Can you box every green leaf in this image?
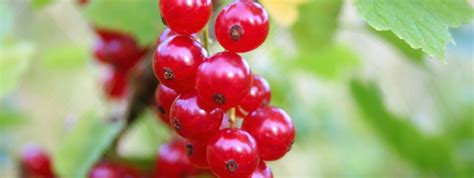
[42,44,89,69]
[370,28,424,64]
[84,0,163,46]
[53,113,124,178]
[350,80,463,175]
[295,45,359,79]
[292,0,343,49]
[354,0,473,60]
[31,0,55,9]
[0,42,35,98]
[0,104,27,129]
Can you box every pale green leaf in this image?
[371,28,424,64]
[296,45,359,79]
[350,80,468,175]
[53,113,124,178]
[42,44,89,69]
[0,42,35,98]
[354,0,473,59]
[84,0,163,46]
[31,0,55,9]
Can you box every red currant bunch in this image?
[153,0,295,178]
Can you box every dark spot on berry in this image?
[157,106,165,114]
[225,160,238,173]
[163,67,174,80]
[185,143,193,156]
[172,117,181,131]
[213,94,226,105]
[161,16,167,26]
[229,25,243,41]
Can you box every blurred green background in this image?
[1,0,473,177]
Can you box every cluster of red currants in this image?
[153,0,295,178]
[93,29,148,100]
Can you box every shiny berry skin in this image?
[103,68,128,99]
[155,139,195,178]
[237,75,271,117]
[242,106,295,161]
[154,84,178,126]
[207,129,259,178]
[159,0,212,35]
[249,161,273,178]
[153,36,207,93]
[215,1,269,53]
[170,93,224,141]
[156,28,178,45]
[20,145,55,178]
[184,140,209,168]
[195,52,252,110]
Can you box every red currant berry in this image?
[207,129,259,178]
[106,38,142,70]
[159,0,212,35]
[103,68,128,99]
[195,52,252,110]
[215,1,269,53]
[21,145,55,178]
[157,28,178,45]
[153,36,207,93]
[242,106,295,161]
[155,139,195,178]
[89,162,120,178]
[184,140,209,168]
[250,161,273,178]
[89,162,141,178]
[93,38,109,64]
[170,93,224,141]
[154,84,178,126]
[157,28,198,45]
[237,75,271,117]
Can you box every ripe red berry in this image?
[184,140,209,168]
[89,162,120,178]
[207,129,259,178]
[237,75,271,117]
[89,162,141,178]
[242,106,295,161]
[103,68,128,99]
[21,145,55,178]
[195,52,252,110]
[155,139,195,178]
[156,28,178,45]
[159,0,212,35]
[93,29,143,70]
[169,93,224,141]
[250,161,273,178]
[215,1,269,53]
[153,36,207,93]
[154,84,178,126]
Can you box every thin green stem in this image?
[229,107,236,128]
[202,25,209,52]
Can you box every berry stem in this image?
[202,25,209,52]
[229,107,236,128]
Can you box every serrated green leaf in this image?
[53,113,124,178]
[354,0,473,60]
[84,0,163,46]
[295,45,359,79]
[0,42,35,98]
[371,28,424,64]
[350,80,466,175]
[292,0,343,49]
[42,44,88,69]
